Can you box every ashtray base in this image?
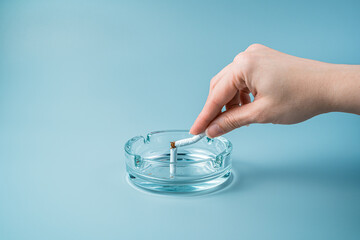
[127,169,232,193]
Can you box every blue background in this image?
[1,0,360,239]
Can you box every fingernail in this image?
[206,124,224,138]
[189,128,195,135]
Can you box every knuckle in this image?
[222,111,240,130]
[245,43,265,52]
[252,106,268,123]
[233,52,244,63]
[233,52,254,72]
[227,68,238,85]
[254,111,266,123]
[209,77,217,90]
[209,96,222,108]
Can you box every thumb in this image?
[205,101,263,138]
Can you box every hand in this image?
[190,44,360,138]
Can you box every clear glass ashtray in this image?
[124,130,232,193]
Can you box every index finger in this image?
[190,70,239,135]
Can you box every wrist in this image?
[323,64,360,114]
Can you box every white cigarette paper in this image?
[174,133,206,147]
[169,133,206,178]
[169,147,177,178]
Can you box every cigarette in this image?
[169,147,177,178]
[170,133,206,178]
[169,133,206,178]
[174,132,206,147]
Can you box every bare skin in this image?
[190,44,360,138]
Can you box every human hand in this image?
[190,44,360,138]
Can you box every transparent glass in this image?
[124,130,232,193]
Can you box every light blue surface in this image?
[1,0,360,239]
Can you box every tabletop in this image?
[1,1,360,239]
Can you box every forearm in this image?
[325,64,360,115]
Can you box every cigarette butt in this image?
[170,147,177,178]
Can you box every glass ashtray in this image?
[124,130,232,193]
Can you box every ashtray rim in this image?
[124,129,233,161]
